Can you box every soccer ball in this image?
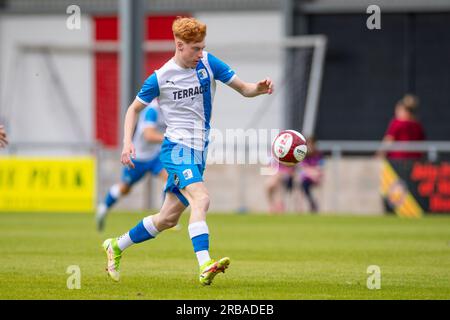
[272,130,307,166]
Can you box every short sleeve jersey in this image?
[136,51,236,151]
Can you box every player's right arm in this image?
[122,72,160,168]
[121,99,147,168]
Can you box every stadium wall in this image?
[148,158,384,215]
[0,15,94,147]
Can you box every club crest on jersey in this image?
[197,68,208,80]
[183,169,193,180]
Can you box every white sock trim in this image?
[97,203,107,217]
[188,221,209,239]
[143,216,160,237]
[196,250,211,266]
[117,232,133,251]
[110,184,121,198]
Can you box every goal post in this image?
[283,35,328,138]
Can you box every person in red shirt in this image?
[382,94,426,160]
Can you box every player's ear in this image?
[175,39,184,51]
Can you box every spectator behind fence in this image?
[379,94,426,214]
[381,94,426,160]
[0,125,7,148]
[297,137,324,213]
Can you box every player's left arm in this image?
[228,76,274,97]
[207,52,273,97]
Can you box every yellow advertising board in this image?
[0,157,96,213]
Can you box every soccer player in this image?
[102,17,273,285]
[96,99,168,231]
[0,125,7,148]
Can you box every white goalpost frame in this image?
[282,35,328,138]
[16,34,327,135]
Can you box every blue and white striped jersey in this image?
[136,51,236,151]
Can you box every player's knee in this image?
[190,193,210,212]
[120,184,131,195]
[159,215,178,229]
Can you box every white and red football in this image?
[272,130,308,166]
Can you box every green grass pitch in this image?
[0,212,449,299]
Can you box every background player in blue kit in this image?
[102,17,273,285]
[96,99,168,231]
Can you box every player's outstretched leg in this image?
[96,184,127,231]
[102,215,160,281]
[102,238,122,281]
[101,193,185,281]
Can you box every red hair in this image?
[172,17,206,43]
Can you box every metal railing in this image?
[317,140,450,162]
[3,142,98,155]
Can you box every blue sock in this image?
[191,234,209,252]
[105,191,117,208]
[188,222,211,266]
[128,216,160,244]
[104,184,122,208]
